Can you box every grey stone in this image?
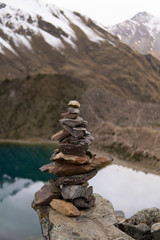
[61,184,92,200]
[59,116,85,128]
[60,134,94,146]
[151,222,160,240]
[61,123,88,138]
[73,195,96,209]
[68,107,80,114]
[55,170,97,186]
[130,207,160,227]
[33,194,134,240]
[58,143,88,156]
[118,222,152,240]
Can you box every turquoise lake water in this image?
[0,143,160,240]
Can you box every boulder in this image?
[40,155,113,177]
[33,194,134,240]
[50,199,80,216]
[129,207,160,227]
[151,222,160,240]
[118,222,152,240]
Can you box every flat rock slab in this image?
[51,130,70,141]
[52,152,91,164]
[40,155,113,177]
[61,124,88,138]
[50,199,80,217]
[33,194,134,240]
[61,112,78,119]
[59,117,85,128]
[55,170,97,186]
[34,182,60,206]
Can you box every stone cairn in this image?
[33,100,113,216]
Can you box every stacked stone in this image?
[33,100,113,216]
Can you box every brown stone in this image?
[40,155,113,177]
[51,130,70,141]
[61,112,78,119]
[52,152,91,165]
[58,143,88,156]
[34,182,61,206]
[50,199,80,216]
[55,170,97,186]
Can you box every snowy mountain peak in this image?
[131,11,154,23]
[107,11,160,60]
[0,0,105,56]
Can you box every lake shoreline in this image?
[0,138,159,176]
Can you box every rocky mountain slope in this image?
[1,1,160,168]
[107,11,160,60]
[0,0,110,80]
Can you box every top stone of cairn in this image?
[68,100,80,108]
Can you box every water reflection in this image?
[0,143,160,239]
[89,164,160,217]
[0,178,43,240]
[0,143,55,240]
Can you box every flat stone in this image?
[68,107,80,114]
[50,199,80,217]
[68,100,80,108]
[51,130,70,141]
[34,182,61,206]
[60,135,94,146]
[151,222,160,240]
[59,117,85,128]
[73,195,96,209]
[58,143,88,156]
[61,184,92,200]
[52,152,91,165]
[62,124,88,138]
[40,155,113,177]
[61,112,78,119]
[55,170,97,186]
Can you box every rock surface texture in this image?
[32,194,133,240]
[118,207,160,240]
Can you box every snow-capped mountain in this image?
[107,11,160,60]
[0,0,118,80]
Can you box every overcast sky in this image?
[44,0,160,26]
